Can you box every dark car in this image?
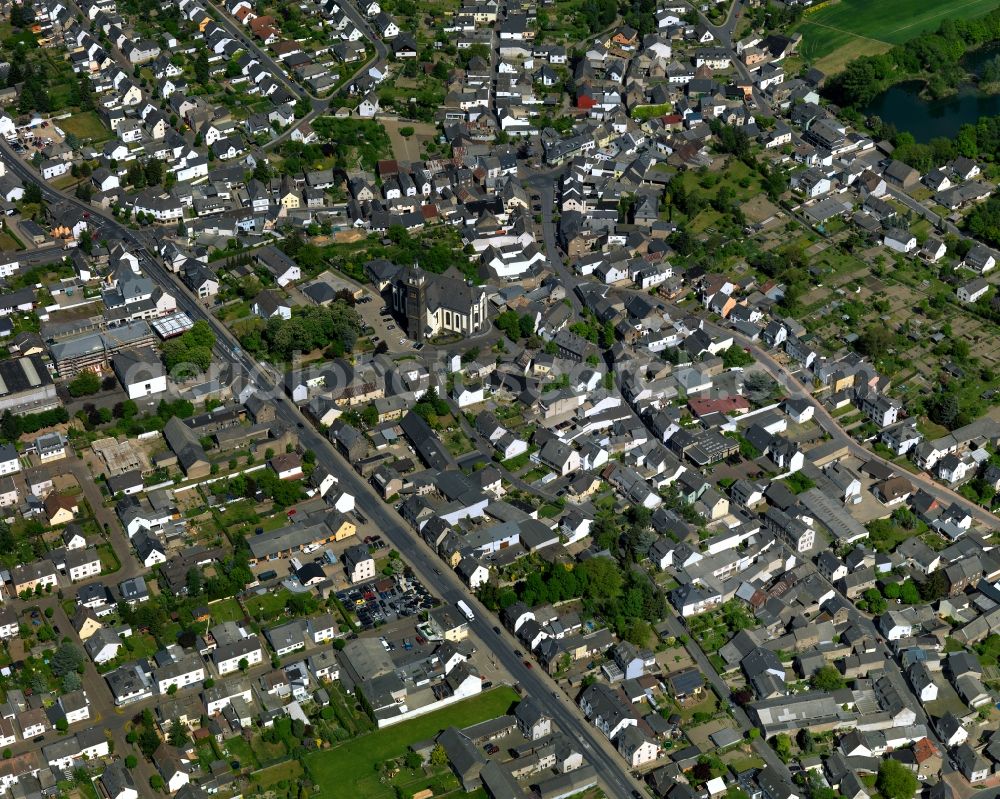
[493,626,501,635]
[523,660,533,669]
[514,649,522,657]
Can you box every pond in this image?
[863,45,1000,142]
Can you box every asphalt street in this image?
[659,615,793,781]
[718,323,1000,532]
[0,146,647,798]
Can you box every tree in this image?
[810,664,845,692]
[857,324,896,360]
[743,371,776,399]
[877,758,918,799]
[772,733,792,763]
[900,580,921,604]
[62,671,82,692]
[194,49,209,84]
[150,774,165,793]
[891,506,917,530]
[23,182,42,206]
[186,567,203,596]
[722,346,754,369]
[404,750,422,769]
[737,435,760,460]
[929,391,960,429]
[361,404,378,427]
[56,718,68,732]
[144,158,163,187]
[50,642,84,677]
[168,722,189,748]
[125,755,138,769]
[430,744,448,767]
[919,570,948,601]
[863,588,888,615]
[68,371,101,397]
[238,658,249,673]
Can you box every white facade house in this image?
[0,444,20,476]
[957,278,990,304]
[155,652,206,693]
[58,691,91,725]
[883,229,917,254]
[67,547,102,582]
[213,637,265,676]
[41,159,72,180]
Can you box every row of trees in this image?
[965,193,1000,249]
[827,10,1000,107]
[0,407,70,443]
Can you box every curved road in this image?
[203,0,390,151]
[704,317,1000,531]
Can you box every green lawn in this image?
[251,735,287,764]
[305,687,520,799]
[632,102,671,121]
[98,542,120,575]
[244,589,291,622]
[250,759,303,797]
[797,0,1000,63]
[57,111,110,142]
[0,231,23,251]
[208,598,246,624]
[223,735,258,769]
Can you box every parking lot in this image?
[336,572,438,630]
[9,120,64,157]
[350,292,422,353]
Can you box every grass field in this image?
[57,111,110,142]
[797,0,1000,73]
[207,597,245,624]
[305,687,519,799]
[0,231,22,251]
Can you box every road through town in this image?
[0,144,647,799]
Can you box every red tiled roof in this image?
[688,396,750,416]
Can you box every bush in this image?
[877,758,918,799]
[399,126,415,137]
[68,371,100,397]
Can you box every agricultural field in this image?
[796,0,1000,72]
